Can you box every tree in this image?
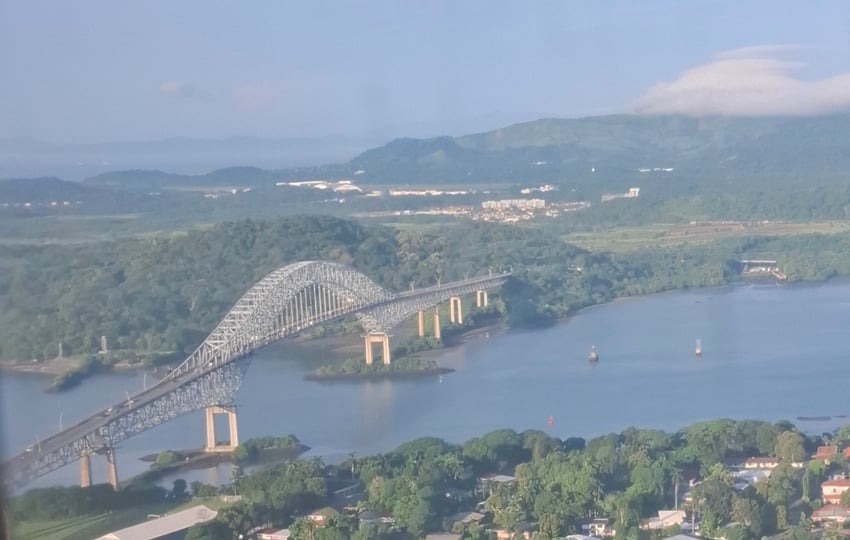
[695,464,736,534]
[775,431,806,463]
[171,478,188,500]
[732,493,766,538]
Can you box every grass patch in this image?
[563,220,850,252]
[10,499,231,540]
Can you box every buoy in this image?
[547,415,554,428]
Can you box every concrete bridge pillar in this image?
[433,308,441,340]
[417,310,425,337]
[476,290,489,307]
[449,297,463,324]
[205,406,239,452]
[105,447,118,490]
[80,454,92,488]
[364,333,391,365]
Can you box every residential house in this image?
[815,445,840,463]
[357,510,396,526]
[478,474,515,488]
[257,528,291,540]
[449,512,486,526]
[812,504,850,524]
[822,479,850,504]
[477,474,516,499]
[744,457,779,469]
[494,521,536,540]
[642,510,687,530]
[577,517,614,537]
[307,507,338,526]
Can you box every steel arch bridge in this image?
[3,261,510,490]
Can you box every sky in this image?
[1,0,850,144]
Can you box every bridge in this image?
[2,261,510,491]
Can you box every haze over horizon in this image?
[2,0,850,147]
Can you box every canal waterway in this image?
[3,281,850,490]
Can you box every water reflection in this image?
[357,380,395,449]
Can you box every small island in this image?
[305,356,453,382]
[134,435,308,483]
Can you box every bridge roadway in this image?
[3,267,510,490]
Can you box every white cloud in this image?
[633,45,850,116]
[158,81,203,99]
[232,83,282,110]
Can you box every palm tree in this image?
[348,452,357,479]
[671,466,682,510]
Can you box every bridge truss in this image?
[4,261,510,489]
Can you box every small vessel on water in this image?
[588,345,599,362]
[695,338,702,357]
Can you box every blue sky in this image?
[1,0,849,143]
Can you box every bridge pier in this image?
[476,290,488,308]
[449,297,463,324]
[205,406,239,452]
[418,310,425,337]
[80,454,92,488]
[105,447,118,490]
[364,333,391,365]
[433,308,441,340]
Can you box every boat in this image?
[695,338,702,357]
[588,345,599,362]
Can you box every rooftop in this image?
[95,505,218,540]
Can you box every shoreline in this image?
[4,277,842,387]
[130,443,310,485]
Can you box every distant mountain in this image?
[342,114,850,190]
[51,113,850,194]
[0,135,379,181]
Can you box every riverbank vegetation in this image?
[3,214,850,379]
[307,355,449,381]
[233,435,304,464]
[14,419,850,539]
[185,419,850,540]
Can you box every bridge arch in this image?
[168,261,396,379]
[3,261,510,490]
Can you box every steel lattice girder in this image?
[2,260,509,490]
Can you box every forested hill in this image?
[346,114,850,187]
[76,114,850,194]
[0,215,742,362]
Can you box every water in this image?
[3,281,850,490]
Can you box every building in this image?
[812,504,850,524]
[642,510,687,530]
[449,511,486,526]
[494,521,535,540]
[95,505,218,540]
[815,445,840,462]
[822,479,850,504]
[257,528,291,540]
[577,517,614,537]
[425,534,462,540]
[307,507,338,526]
[744,457,779,469]
[481,199,545,210]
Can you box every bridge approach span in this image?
[3,261,510,489]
